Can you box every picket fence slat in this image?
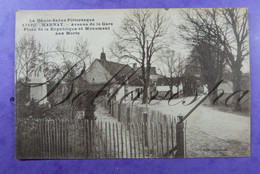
[151,123,154,158]
[141,123,145,158]
[120,123,123,158]
[105,122,108,158]
[92,120,96,159]
[161,123,164,155]
[171,121,174,157]
[155,124,159,157]
[166,122,169,155]
[132,124,136,158]
[113,123,116,158]
[116,123,119,159]
[109,123,112,158]
[136,123,140,158]
[125,123,128,158]
[129,124,132,158]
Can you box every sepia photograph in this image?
[15,8,250,159]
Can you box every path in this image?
[94,105,146,158]
[144,96,250,158]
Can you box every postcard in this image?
[15,8,250,159]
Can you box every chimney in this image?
[133,63,137,71]
[100,47,106,61]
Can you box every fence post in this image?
[127,107,130,129]
[108,100,112,114]
[118,103,121,121]
[175,116,185,158]
[143,112,148,146]
[111,99,114,116]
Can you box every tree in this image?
[15,35,43,83]
[111,9,169,104]
[219,9,249,110]
[54,39,92,117]
[187,37,226,103]
[74,38,93,69]
[179,8,249,110]
[55,39,92,82]
[158,49,185,96]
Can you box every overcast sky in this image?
[16,8,249,73]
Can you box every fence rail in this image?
[15,117,181,159]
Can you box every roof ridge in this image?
[97,59,131,67]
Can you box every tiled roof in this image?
[97,59,143,86]
[135,67,158,76]
[156,77,179,86]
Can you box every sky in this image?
[16,9,126,59]
[15,8,250,74]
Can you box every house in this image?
[85,50,203,102]
[217,72,250,95]
[216,72,250,111]
[182,75,203,96]
[217,79,233,95]
[154,75,201,99]
[155,77,183,99]
[84,51,143,102]
[133,64,164,85]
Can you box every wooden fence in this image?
[15,117,183,159]
[101,99,174,124]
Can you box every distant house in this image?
[217,80,233,95]
[154,77,183,98]
[131,63,186,99]
[216,72,250,111]
[133,64,164,84]
[241,72,250,91]
[85,51,143,102]
[217,72,250,95]
[182,76,203,96]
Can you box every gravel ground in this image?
[135,97,250,158]
[94,96,250,158]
